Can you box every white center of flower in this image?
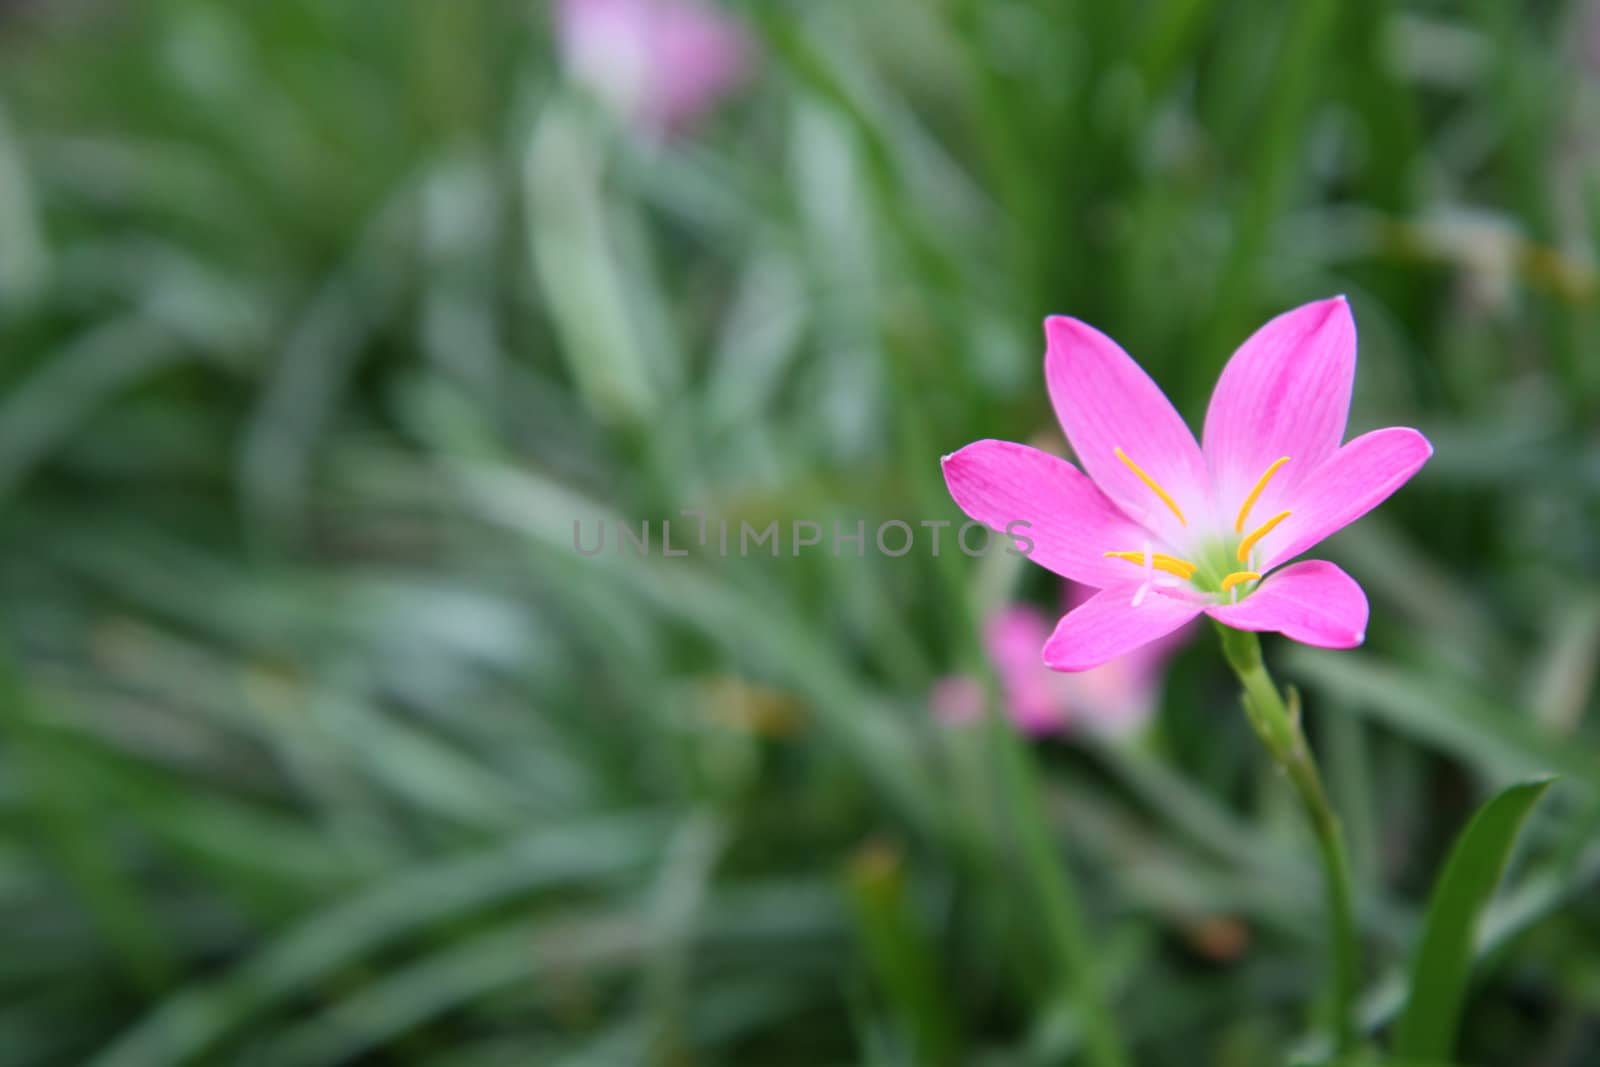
[1104,451,1295,603]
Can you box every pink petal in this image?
[1202,297,1356,513]
[1044,317,1211,540]
[985,606,1055,670]
[651,0,752,132]
[1260,427,1433,569]
[1205,560,1369,649]
[984,607,1066,733]
[1043,586,1204,673]
[942,440,1151,588]
[1061,579,1192,678]
[1058,658,1160,738]
[555,0,750,135]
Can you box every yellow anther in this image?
[1234,456,1291,532]
[1114,447,1187,526]
[1104,551,1197,580]
[1236,510,1291,563]
[1220,570,1261,593]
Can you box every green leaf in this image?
[1393,777,1557,1061]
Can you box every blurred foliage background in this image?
[0,0,1598,1064]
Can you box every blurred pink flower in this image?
[931,586,1186,738]
[943,298,1433,671]
[554,0,752,136]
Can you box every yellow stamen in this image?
[1220,570,1261,593]
[1236,510,1291,563]
[1104,551,1197,580]
[1234,456,1290,532]
[1114,447,1187,526]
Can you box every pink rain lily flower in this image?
[933,586,1186,737]
[942,297,1432,671]
[554,0,752,137]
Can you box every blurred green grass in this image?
[0,0,1597,1064]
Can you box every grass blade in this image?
[1392,777,1556,1061]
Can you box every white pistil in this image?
[1131,539,1155,607]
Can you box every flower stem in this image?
[1215,624,1359,1055]
[988,705,1129,1067]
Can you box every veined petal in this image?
[1045,317,1210,540]
[1260,427,1433,569]
[1043,586,1203,672]
[1202,297,1356,513]
[1205,560,1368,649]
[942,440,1149,588]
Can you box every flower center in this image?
[1103,453,1294,603]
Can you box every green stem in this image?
[1216,625,1360,1055]
[989,705,1129,1067]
